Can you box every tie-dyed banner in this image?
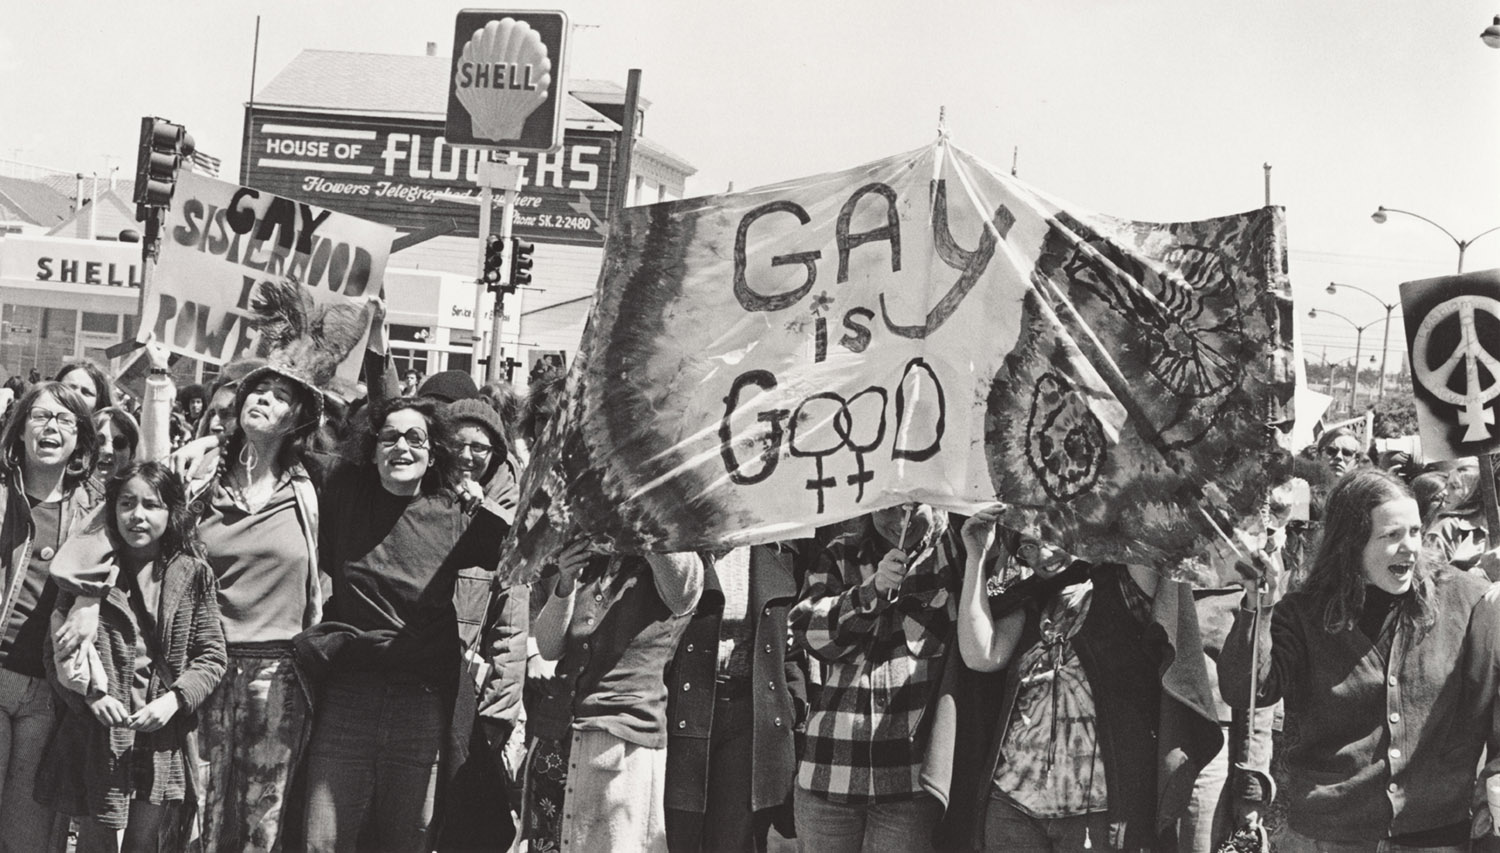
[507,142,1293,576]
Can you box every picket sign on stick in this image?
[1399,270,1500,540]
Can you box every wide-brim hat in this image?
[232,363,325,436]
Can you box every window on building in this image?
[80,312,119,334]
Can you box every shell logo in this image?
[454,17,553,142]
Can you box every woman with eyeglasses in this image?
[0,381,100,850]
[436,391,528,850]
[52,361,326,853]
[297,396,509,853]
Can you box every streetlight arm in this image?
[1463,223,1500,252]
[1378,207,1465,250]
[1309,307,1371,331]
[1329,281,1398,311]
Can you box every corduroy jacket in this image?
[1220,567,1498,843]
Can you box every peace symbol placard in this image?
[1400,270,1500,460]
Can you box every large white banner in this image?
[139,171,395,397]
[506,141,1294,577]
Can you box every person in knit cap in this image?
[428,373,529,849]
[418,370,481,405]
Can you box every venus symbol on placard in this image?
[1412,295,1500,443]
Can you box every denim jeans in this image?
[0,668,65,853]
[1179,724,1231,853]
[792,785,940,853]
[981,794,1112,853]
[302,675,444,853]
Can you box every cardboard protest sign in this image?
[508,141,1293,576]
[1399,270,1500,461]
[138,171,396,399]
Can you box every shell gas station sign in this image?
[447,10,569,152]
[0,235,142,293]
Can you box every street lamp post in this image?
[1326,282,1399,404]
[1308,307,1374,414]
[1374,201,1500,535]
[1371,206,1500,274]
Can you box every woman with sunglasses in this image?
[91,407,140,483]
[0,381,99,850]
[53,361,325,853]
[1315,428,1366,478]
[297,396,509,853]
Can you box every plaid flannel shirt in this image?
[790,524,959,803]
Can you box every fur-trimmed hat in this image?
[232,364,325,435]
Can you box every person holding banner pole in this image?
[948,506,1225,853]
[788,503,961,853]
[520,545,706,853]
[1220,468,1500,851]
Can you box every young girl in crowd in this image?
[54,362,327,853]
[0,381,100,851]
[38,462,226,852]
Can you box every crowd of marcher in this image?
[3,351,1500,853]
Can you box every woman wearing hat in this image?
[53,360,325,853]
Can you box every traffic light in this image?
[509,238,535,289]
[133,117,194,217]
[482,234,506,292]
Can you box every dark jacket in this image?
[946,563,1223,851]
[1220,567,1497,843]
[0,471,100,660]
[37,554,227,832]
[665,543,810,829]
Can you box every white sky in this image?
[4,0,1499,367]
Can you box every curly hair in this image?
[105,461,205,570]
[1302,467,1433,634]
[349,396,459,493]
[0,382,99,490]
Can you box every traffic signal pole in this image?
[470,178,492,385]
[472,156,523,384]
[489,154,522,384]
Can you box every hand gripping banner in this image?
[506,140,1293,578]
